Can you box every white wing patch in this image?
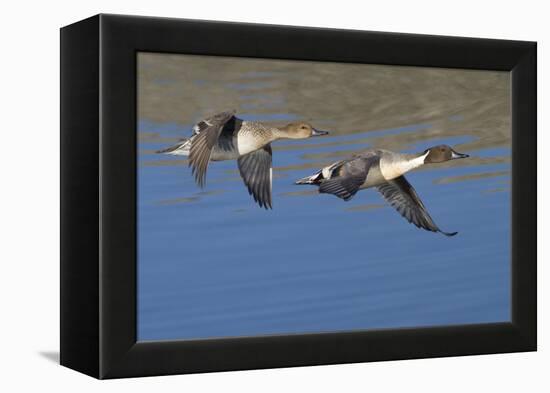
[321,161,342,179]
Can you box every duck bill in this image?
[451,150,469,160]
[312,128,329,137]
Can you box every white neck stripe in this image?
[380,151,429,181]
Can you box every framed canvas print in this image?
[60,14,536,379]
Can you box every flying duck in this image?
[157,110,329,209]
[295,145,469,236]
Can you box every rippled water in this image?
[137,53,511,341]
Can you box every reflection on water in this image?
[434,170,510,185]
[345,204,386,212]
[137,53,511,341]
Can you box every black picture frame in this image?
[60,14,536,379]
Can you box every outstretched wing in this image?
[188,110,236,187]
[319,156,379,201]
[237,145,273,209]
[377,176,457,236]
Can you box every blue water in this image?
[137,119,511,341]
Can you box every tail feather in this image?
[156,118,206,155]
[296,160,345,185]
[295,171,323,185]
[156,138,191,155]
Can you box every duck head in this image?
[279,122,329,139]
[423,145,469,164]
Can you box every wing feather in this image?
[318,157,379,201]
[237,145,273,209]
[377,176,457,236]
[188,110,236,187]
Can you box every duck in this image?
[295,145,469,236]
[157,110,329,209]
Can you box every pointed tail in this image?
[156,138,191,155]
[295,171,323,185]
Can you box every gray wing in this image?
[319,156,379,201]
[238,145,273,209]
[188,110,236,187]
[377,176,457,236]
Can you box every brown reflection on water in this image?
[142,158,188,167]
[279,190,320,198]
[433,170,510,185]
[482,187,510,194]
[345,204,386,212]
[156,196,200,205]
[156,190,227,206]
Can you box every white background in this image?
[0,0,546,391]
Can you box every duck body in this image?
[298,149,426,190]
[157,110,329,209]
[296,145,469,236]
[159,116,276,161]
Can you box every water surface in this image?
[137,53,511,341]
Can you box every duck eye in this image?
[301,126,307,130]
